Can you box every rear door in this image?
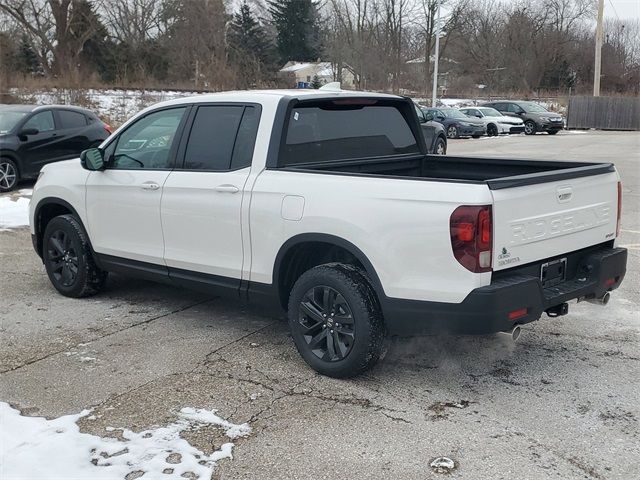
[161,104,260,283]
[491,173,619,271]
[54,109,91,158]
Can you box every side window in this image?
[184,105,244,171]
[231,106,260,170]
[507,103,522,113]
[493,103,507,112]
[414,106,426,122]
[58,110,88,129]
[110,107,186,170]
[23,111,55,132]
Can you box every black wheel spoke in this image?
[298,285,356,362]
[50,236,65,256]
[300,298,324,324]
[307,329,327,350]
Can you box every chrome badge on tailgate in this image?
[509,203,612,246]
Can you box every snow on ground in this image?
[0,402,250,480]
[0,189,32,230]
[9,88,203,126]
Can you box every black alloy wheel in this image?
[298,285,355,362]
[287,264,385,378]
[47,229,79,287]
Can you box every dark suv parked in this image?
[415,105,447,154]
[0,105,111,191]
[482,100,564,135]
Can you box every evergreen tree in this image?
[268,0,322,63]
[310,75,322,89]
[17,35,42,75]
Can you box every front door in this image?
[18,110,62,176]
[85,106,188,265]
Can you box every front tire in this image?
[434,136,447,155]
[446,125,458,139]
[524,120,537,135]
[287,264,385,378]
[43,214,107,298]
[547,130,559,135]
[0,158,19,192]
[487,123,499,136]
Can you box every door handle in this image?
[215,184,239,193]
[141,182,160,191]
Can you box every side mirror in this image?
[19,127,39,137]
[80,148,105,171]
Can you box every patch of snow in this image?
[430,456,456,473]
[79,357,96,362]
[0,402,251,480]
[0,189,32,229]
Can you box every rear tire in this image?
[547,130,559,135]
[0,158,19,192]
[287,264,385,378]
[43,214,107,298]
[524,120,537,135]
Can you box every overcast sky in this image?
[606,0,640,20]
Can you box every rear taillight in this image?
[616,181,622,237]
[450,205,493,273]
[103,122,113,135]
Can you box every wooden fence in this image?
[567,96,640,130]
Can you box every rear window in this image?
[281,101,419,166]
[58,110,88,129]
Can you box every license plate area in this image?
[541,258,567,288]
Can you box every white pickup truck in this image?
[29,89,627,377]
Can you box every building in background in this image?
[279,61,356,89]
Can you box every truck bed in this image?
[282,154,615,190]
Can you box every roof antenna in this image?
[319,82,341,92]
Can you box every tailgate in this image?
[491,172,619,271]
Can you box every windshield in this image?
[478,107,502,117]
[0,111,27,134]
[440,108,469,119]
[521,102,548,113]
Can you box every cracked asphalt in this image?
[1,131,639,479]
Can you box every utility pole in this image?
[593,0,604,96]
[431,0,441,107]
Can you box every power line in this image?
[607,0,621,21]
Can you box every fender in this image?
[272,232,386,301]
[32,197,84,258]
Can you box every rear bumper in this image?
[382,246,627,335]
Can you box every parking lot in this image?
[1,130,639,479]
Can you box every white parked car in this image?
[29,89,627,378]
[460,106,525,136]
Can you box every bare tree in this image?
[0,0,101,78]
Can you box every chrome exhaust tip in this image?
[587,292,610,305]
[498,325,521,342]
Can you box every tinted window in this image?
[58,110,87,129]
[184,106,244,170]
[24,111,55,132]
[282,103,418,165]
[231,106,260,170]
[110,107,186,170]
[492,103,507,112]
[507,103,523,113]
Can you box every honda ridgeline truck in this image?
[29,89,627,377]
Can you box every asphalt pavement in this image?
[1,130,639,479]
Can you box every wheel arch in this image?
[33,197,83,258]
[272,233,385,311]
